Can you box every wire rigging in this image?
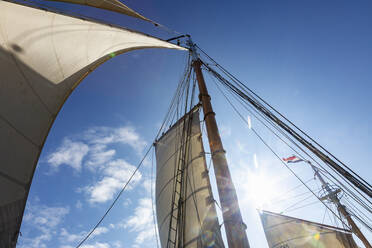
[151,149,160,248]
[74,40,371,248]
[156,54,210,247]
[75,144,153,248]
[198,47,371,233]
[196,44,371,191]
[206,63,372,213]
[206,60,371,199]
[208,70,349,227]
[198,45,372,203]
[75,54,194,248]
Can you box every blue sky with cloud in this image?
[17,0,371,247]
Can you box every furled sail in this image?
[0,1,185,247]
[260,210,358,248]
[155,108,224,248]
[45,0,152,22]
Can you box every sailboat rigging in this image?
[0,0,371,247]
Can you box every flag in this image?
[283,155,303,163]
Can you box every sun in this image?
[243,170,280,209]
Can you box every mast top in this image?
[186,36,199,62]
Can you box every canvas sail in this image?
[45,0,152,22]
[0,1,185,247]
[260,210,358,248]
[155,109,224,248]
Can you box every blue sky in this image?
[18,0,371,247]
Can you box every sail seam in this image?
[7,52,54,115]
[5,50,54,116]
[50,14,65,80]
[0,171,28,189]
[158,186,210,231]
[155,155,204,201]
[155,132,202,175]
[1,3,54,116]
[0,115,41,148]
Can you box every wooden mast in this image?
[309,162,371,248]
[188,39,250,248]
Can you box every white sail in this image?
[45,0,152,22]
[155,109,224,248]
[260,210,358,248]
[0,1,185,247]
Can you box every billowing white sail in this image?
[45,0,152,22]
[0,1,185,247]
[260,210,358,248]
[155,109,224,248]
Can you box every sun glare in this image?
[243,170,280,209]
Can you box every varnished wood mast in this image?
[192,55,250,248]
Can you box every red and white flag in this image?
[283,155,303,163]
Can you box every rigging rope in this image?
[268,178,315,202]
[282,194,316,213]
[207,61,371,198]
[270,190,314,205]
[215,72,372,212]
[159,54,210,247]
[202,59,372,217]
[284,201,320,214]
[196,44,371,191]
[75,144,153,248]
[75,55,192,248]
[151,149,160,248]
[206,63,351,228]
[197,45,372,206]
[200,49,372,234]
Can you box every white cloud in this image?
[84,126,146,153]
[112,241,122,248]
[91,226,109,237]
[75,200,83,210]
[80,242,111,248]
[115,127,146,153]
[46,125,145,174]
[60,228,85,243]
[122,198,157,246]
[47,138,89,172]
[59,243,111,248]
[85,159,142,203]
[59,226,109,246]
[123,198,132,207]
[86,144,116,170]
[29,205,69,228]
[20,202,69,248]
[20,233,50,248]
[142,178,153,194]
